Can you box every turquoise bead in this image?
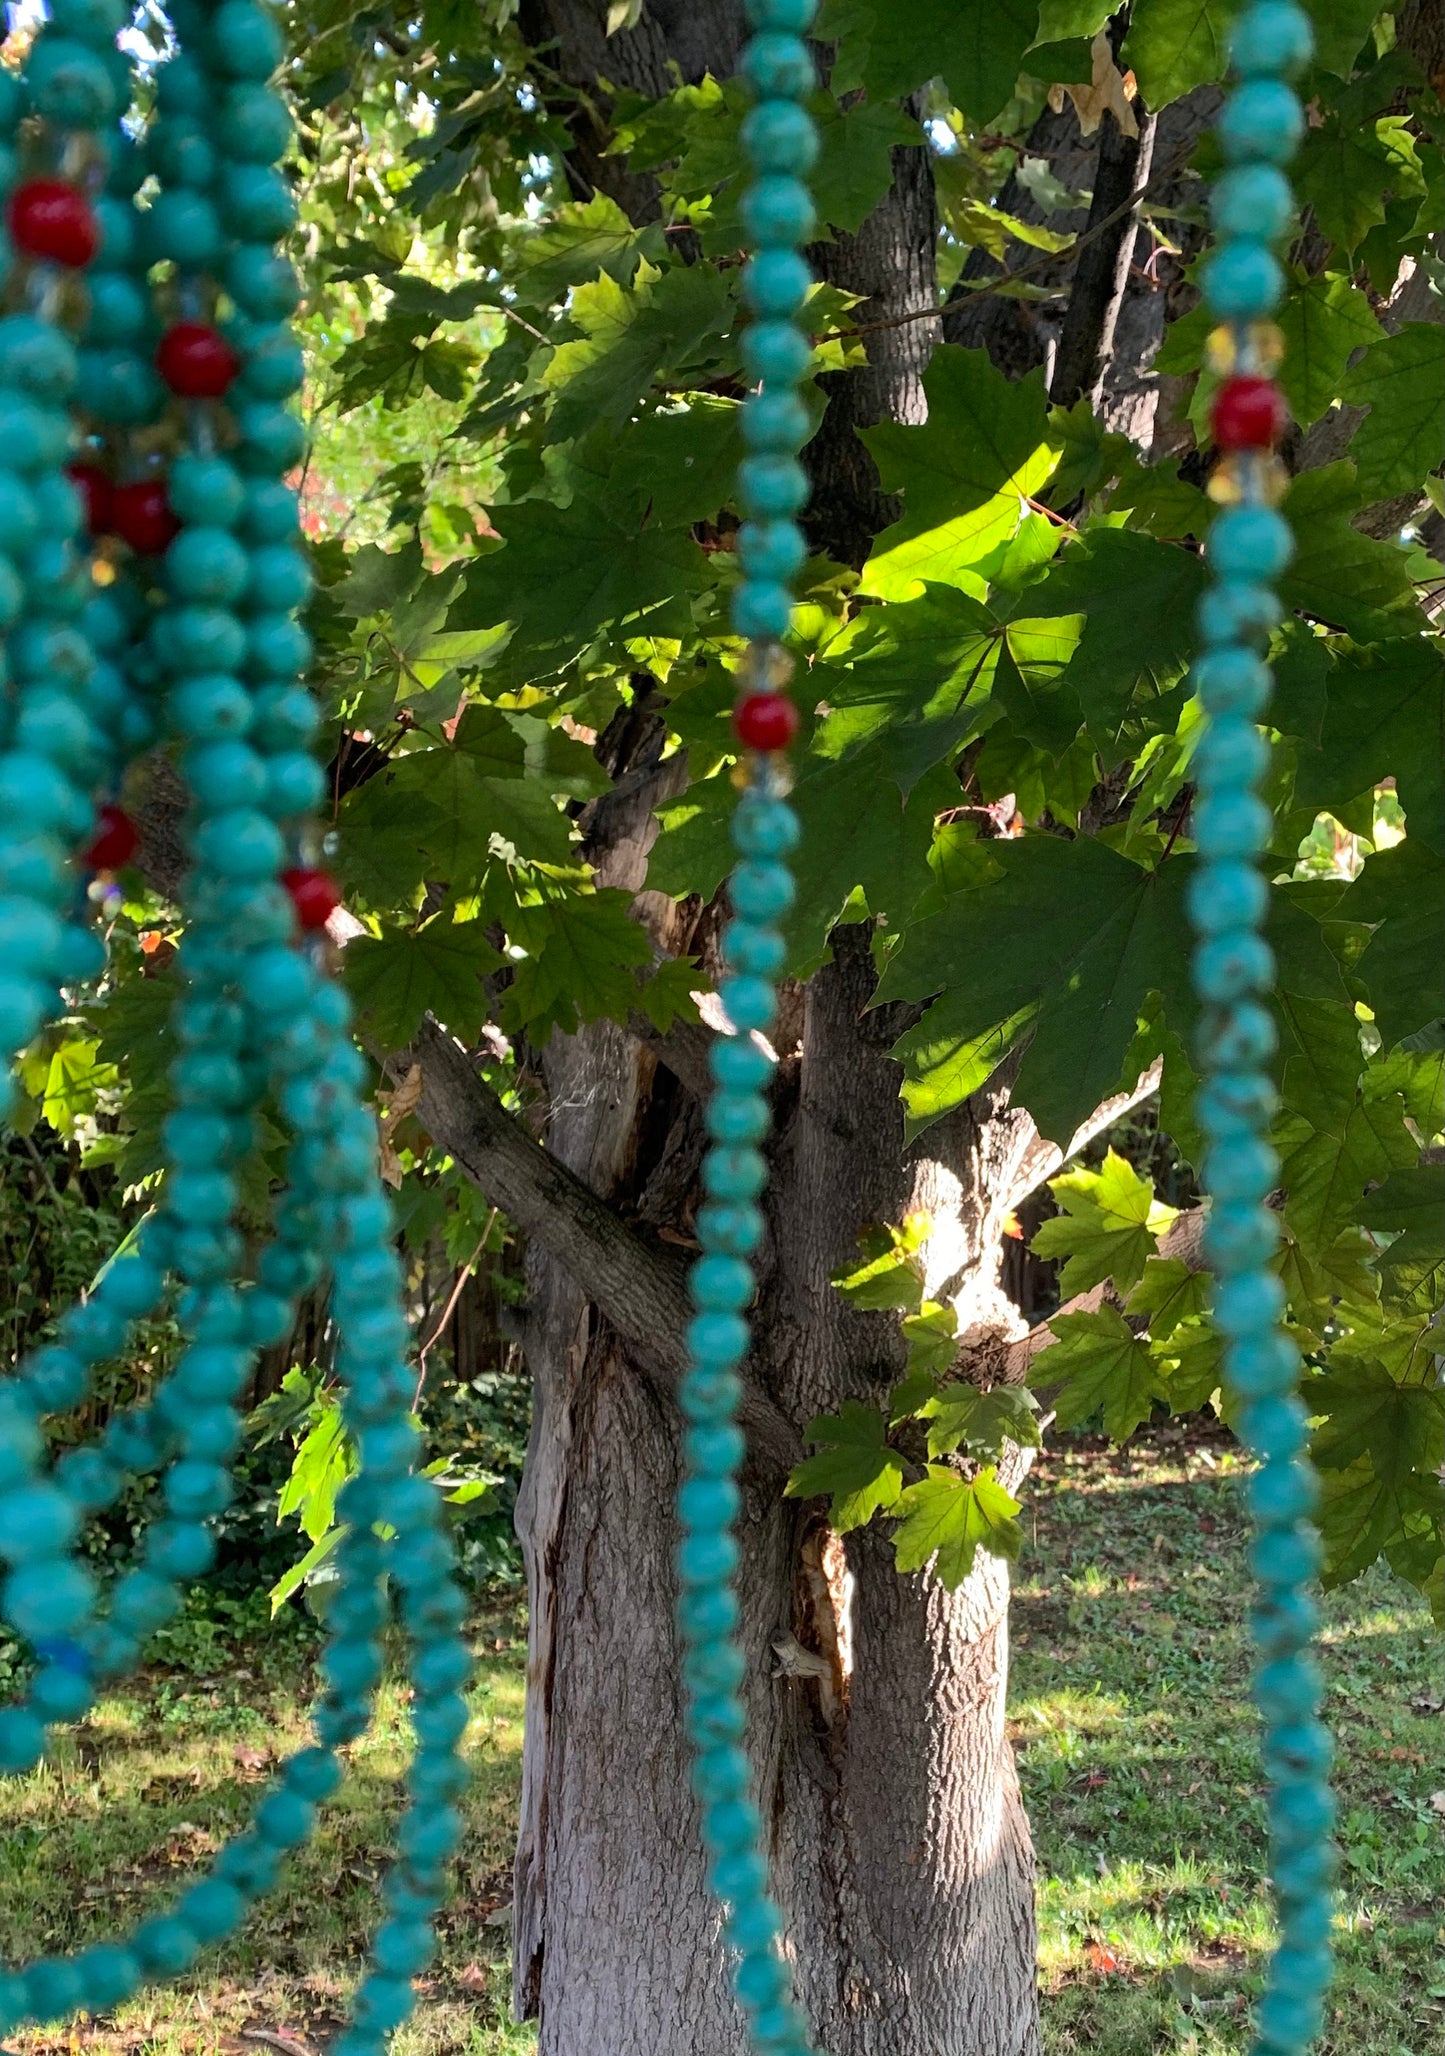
[1192,646,1271,717]
[217,163,297,240]
[0,472,38,553]
[697,1200,765,1254]
[742,175,816,246]
[372,1919,436,1978]
[0,1707,45,1773]
[184,740,268,808]
[31,1662,94,1720]
[140,190,223,267]
[239,479,301,543]
[170,457,247,530]
[236,402,307,473]
[705,1092,770,1145]
[27,37,117,125]
[235,324,305,400]
[191,807,285,879]
[132,1916,201,1975]
[1218,79,1305,164]
[740,33,814,97]
[739,454,808,517]
[1210,504,1295,581]
[1202,1135,1278,1202]
[1204,1197,1280,1272]
[1230,1330,1298,1397]
[0,974,48,1045]
[1248,1460,1319,1528]
[23,1344,87,1411]
[1214,1268,1286,1334]
[1251,1586,1320,1654]
[246,543,312,610]
[1194,788,1272,856]
[738,520,806,585]
[731,859,795,920]
[1210,163,1294,243]
[247,611,312,675]
[1201,239,1283,319]
[681,1368,744,1424]
[0,315,78,400]
[1254,1655,1322,1724]
[226,244,302,320]
[722,924,787,979]
[23,1959,85,2021]
[736,1952,790,2009]
[263,751,324,817]
[169,673,253,738]
[216,81,293,160]
[158,605,248,675]
[721,976,777,1031]
[178,1879,246,1941]
[691,1255,754,1311]
[746,0,816,28]
[1196,579,1281,646]
[743,390,810,451]
[0,395,70,472]
[5,1559,95,1636]
[146,116,218,187]
[680,1584,741,1641]
[207,0,285,78]
[741,319,811,386]
[0,1484,78,1562]
[743,250,811,318]
[1249,1523,1321,1588]
[168,527,251,604]
[733,581,792,640]
[156,50,208,113]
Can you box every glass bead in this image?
[743,249,811,319]
[1218,78,1305,164]
[1202,239,1284,320]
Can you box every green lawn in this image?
[2,1433,1439,2056]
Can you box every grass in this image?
[2,1433,1439,2056]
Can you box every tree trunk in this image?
[486,5,1043,2047]
[511,914,1042,2055]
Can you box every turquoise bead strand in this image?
[675,2,820,2052]
[1191,8,1337,2056]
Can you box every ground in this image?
[1,1433,1439,2056]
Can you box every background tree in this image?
[49,0,1443,2052]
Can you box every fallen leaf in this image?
[1047,30,1139,139]
[1086,1940,1123,1972]
[456,1964,491,1993]
[1429,1791,1445,1815]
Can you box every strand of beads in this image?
[1189,8,1337,2056]
[673,5,819,2055]
[0,2,471,2041]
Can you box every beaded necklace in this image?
[0,2,470,2045]
[677,5,1335,2056]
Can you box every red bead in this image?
[733,691,799,752]
[111,479,180,556]
[84,804,139,871]
[7,179,99,268]
[282,867,341,932]
[67,461,114,536]
[1212,375,1288,451]
[156,321,241,399]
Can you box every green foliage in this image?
[1030,1150,1178,1296]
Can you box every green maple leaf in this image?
[1294,116,1411,254]
[1311,1360,1445,1489]
[647,772,736,907]
[1344,841,1445,1049]
[830,1239,926,1312]
[499,886,658,1042]
[1277,464,1421,642]
[1359,1165,1445,1272]
[452,435,709,671]
[1316,1457,1441,1590]
[878,835,1194,1145]
[1340,323,1445,501]
[1279,1095,1417,1257]
[508,192,659,309]
[922,1384,1042,1460]
[832,0,1041,123]
[1123,0,1236,107]
[900,1302,962,1381]
[1290,638,1444,842]
[1125,1255,1211,1340]
[860,348,1056,599]
[1275,272,1382,428]
[1161,1321,1226,1414]
[345,918,503,1049]
[788,756,957,959]
[605,396,741,530]
[542,259,734,444]
[1032,1148,1178,1296]
[1025,528,1207,762]
[1307,0,1395,75]
[1030,1306,1165,1442]
[891,1465,1023,1588]
[786,1401,905,1532]
[812,97,924,234]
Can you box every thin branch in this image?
[413,1210,498,1407]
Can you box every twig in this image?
[413,1210,498,1408]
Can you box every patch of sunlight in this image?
[1011,1688,1128,1736]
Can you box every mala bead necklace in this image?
[1186,3,1337,2053]
[0,2,470,2045]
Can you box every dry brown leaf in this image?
[1429,1790,1445,1815]
[456,1963,491,1993]
[1047,30,1139,139]
[377,1062,424,1188]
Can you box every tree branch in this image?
[404,1017,800,1474]
[1049,77,1157,407]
